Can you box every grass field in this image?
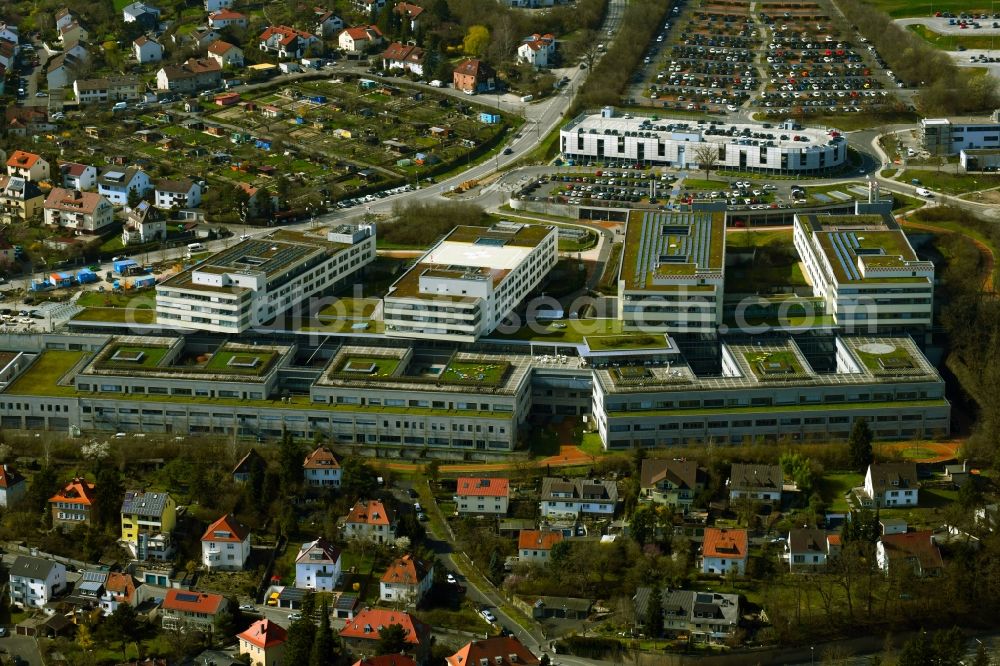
[5,351,87,396]
[586,333,669,350]
[489,318,625,343]
[901,169,1000,194]
[906,24,999,50]
[819,472,864,512]
[76,291,155,309]
[71,308,156,324]
[866,0,992,18]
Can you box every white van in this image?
[429,80,444,88]
[112,102,127,111]
[520,94,533,102]
[915,187,933,198]
[187,242,207,252]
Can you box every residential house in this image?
[635,587,739,645]
[133,36,163,63]
[338,25,383,55]
[161,589,228,633]
[201,514,252,571]
[446,637,539,666]
[237,182,274,217]
[97,167,152,205]
[0,24,18,47]
[73,76,144,104]
[728,463,783,504]
[382,42,424,76]
[353,0,387,11]
[55,8,75,32]
[6,107,53,138]
[9,556,67,609]
[0,175,44,223]
[49,477,96,529]
[452,59,496,94]
[204,0,234,11]
[0,465,27,508]
[208,9,249,30]
[156,58,222,93]
[154,178,202,209]
[517,529,563,565]
[393,3,424,31]
[315,8,344,37]
[876,530,943,577]
[6,150,50,182]
[701,528,748,576]
[59,21,88,46]
[259,25,320,59]
[43,187,115,232]
[122,200,166,245]
[232,448,264,483]
[340,609,430,661]
[880,518,908,536]
[99,572,137,616]
[639,458,705,512]
[456,477,510,515]
[207,40,244,68]
[238,619,287,666]
[380,554,433,606]
[295,537,342,591]
[859,462,919,509]
[517,33,556,68]
[343,499,396,544]
[944,460,971,488]
[46,54,79,89]
[60,162,97,190]
[785,528,841,572]
[538,477,618,518]
[122,2,161,30]
[303,445,341,487]
[121,490,177,560]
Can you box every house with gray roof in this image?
[634,588,740,645]
[728,463,783,504]
[539,477,618,518]
[9,556,67,608]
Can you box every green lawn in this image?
[743,351,805,377]
[204,349,277,374]
[865,0,991,17]
[101,345,169,369]
[76,291,155,308]
[799,111,922,132]
[489,318,626,343]
[679,177,728,190]
[854,345,916,373]
[906,24,999,50]
[441,360,509,385]
[332,355,402,377]
[586,333,669,351]
[900,169,1000,195]
[580,432,606,456]
[819,472,864,512]
[71,308,156,324]
[318,298,379,319]
[5,351,88,396]
[727,228,793,248]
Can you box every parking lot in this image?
[755,0,898,116]
[636,0,761,114]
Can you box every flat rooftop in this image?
[80,336,288,381]
[316,345,532,395]
[387,222,554,301]
[594,336,942,395]
[797,213,929,284]
[564,113,838,150]
[159,227,355,294]
[620,210,725,289]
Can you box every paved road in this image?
[895,16,1000,35]
[1,634,43,666]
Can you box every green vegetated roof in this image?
[798,213,925,284]
[586,333,670,351]
[742,350,806,379]
[330,355,403,378]
[441,360,510,386]
[607,399,949,418]
[4,351,88,397]
[621,210,725,289]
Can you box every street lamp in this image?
[811,646,815,666]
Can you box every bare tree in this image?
[693,143,720,179]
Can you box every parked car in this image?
[481,609,497,624]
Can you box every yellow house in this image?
[121,490,177,554]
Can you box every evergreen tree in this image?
[285,618,317,664]
[94,465,124,529]
[376,623,408,655]
[972,642,991,666]
[26,465,60,514]
[644,586,663,638]
[848,418,874,471]
[310,601,337,666]
[278,431,304,495]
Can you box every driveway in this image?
[1,634,43,666]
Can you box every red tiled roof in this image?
[702,528,748,559]
[394,2,424,18]
[345,499,393,526]
[238,619,288,649]
[44,187,106,214]
[163,589,226,614]
[303,445,339,470]
[260,25,316,46]
[453,58,494,78]
[381,554,430,585]
[446,637,540,666]
[105,572,136,604]
[207,40,238,56]
[382,41,424,64]
[201,514,250,543]
[209,9,247,20]
[456,477,509,497]
[49,477,96,506]
[0,465,25,490]
[296,536,341,565]
[342,25,382,41]
[7,150,43,170]
[341,609,429,645]
[518,529,562,551]
[880,530,944,571]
